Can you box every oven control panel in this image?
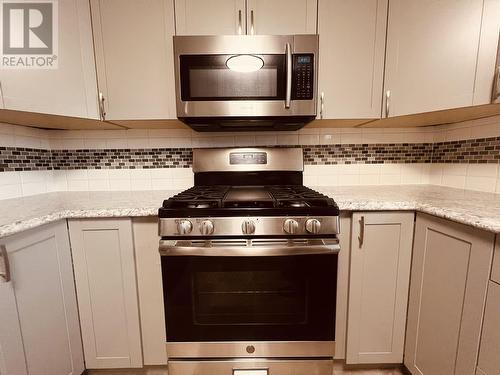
[161,216,339,237]
[292,54,314,100]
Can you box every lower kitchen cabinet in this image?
[333,213,352,360]
[133,217,168,365]
[404,213,495,375]
[346,212,414,364]
[69,218,142,369]
[476,281,500,375]
[491,236,500,284]
[0,221,84,375]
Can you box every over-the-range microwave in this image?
[173,34,318,131]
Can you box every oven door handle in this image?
[159,238,339,257]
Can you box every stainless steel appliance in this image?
[158,148,339,375]
[174,35,318,131]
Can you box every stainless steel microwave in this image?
[173,35,318,131]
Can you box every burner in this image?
[281,201,310,208]
[160,184,338,216]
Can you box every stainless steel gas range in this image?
[158,147,340,375]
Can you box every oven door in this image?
[160,238,337,359]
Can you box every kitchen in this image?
[0,1,500,375]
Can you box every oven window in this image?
[193,269,307,325]
[179,55,286,101]
[162,254,336,342]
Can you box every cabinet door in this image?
[384,0,484,117]
[0,0,99,118]
[0,281,27,375]
[477,281,500,375]
[133,218,167,365]
[91,0,176,120]
[334,213,352,360]
[346,212,414,364]
[69,218,142,369]
[405,213,494,375]
[317,0,387,119]
[474,0,500,105]
[175,0,246,35]
[0,221,84,375]
[247,0,317,35]
[491,231,500,284]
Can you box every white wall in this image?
[0,115,499,200]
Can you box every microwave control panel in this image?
[292,54,314,100]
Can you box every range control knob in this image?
[242,219,256,235]
[177,219,193,235]
[199,220,215,235]
[283,219,299,234]
[305,218,321,234]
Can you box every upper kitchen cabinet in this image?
[246,0,317,35]
[383,0,500,117]
[175,0,317,35]
[175,0,246,35]
[317,0,387,119]
[90,0,176,120]
[0,0,99,119]
[474,0,500,105]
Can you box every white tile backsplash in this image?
[1,116,500,199]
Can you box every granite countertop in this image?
[0,185,499,238]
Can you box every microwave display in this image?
[292,54,314,100]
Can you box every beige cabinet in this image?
[317,0,387,119]
[132,218,167,365]
[474,0,500,105]
[346,212,414,364]
[0,221,84,375]
[90,0,176,120]
[334,213,352,360]
[69,218,142,369]
[491,236,500,284]
[0,280,26,375]
[246,0,317,35]
[476,281,500,375]
[384,0,486,117]
[405,213,495,375]
[175,0,317,35]
[175,0,246,35]
[0,0,99,118]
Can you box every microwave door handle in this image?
[285,43,292,109]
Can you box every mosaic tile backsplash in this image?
[0,136,499,172]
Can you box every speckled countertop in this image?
[0,185,499,238]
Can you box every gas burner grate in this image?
[162,185,336,211]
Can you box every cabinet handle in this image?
[320,92,324,119]
[492,66,500,103]
[0,245,11,283]
[237,10,242,35]
[358,216,365,247]
[250,10,255,35]
[98,92,106,121]
[285,42,292,109]
[385,89,391,118]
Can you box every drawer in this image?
[492,237,500,284]
[477,281,500,375]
